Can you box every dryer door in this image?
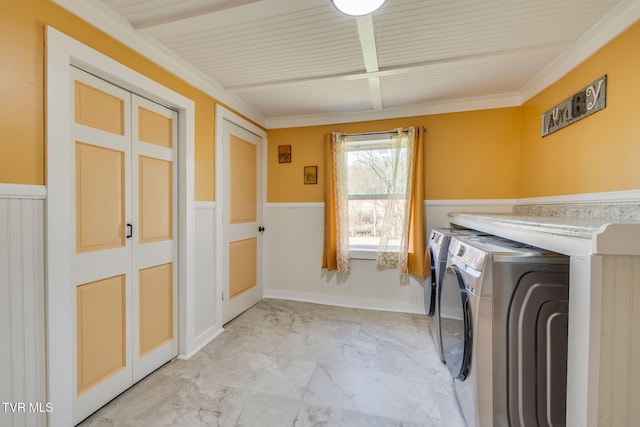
[441,265,472,380]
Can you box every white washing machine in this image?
[426,228,487,363]
[441,235,569,427]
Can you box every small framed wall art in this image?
[303,166,317,185]
[278,145,291,163]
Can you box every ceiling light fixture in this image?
[331,0,386,16]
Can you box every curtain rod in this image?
[342,127,427,137]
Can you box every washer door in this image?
[440,265,472,380]
[425,247,436,316]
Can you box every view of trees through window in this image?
[347,144,405,247]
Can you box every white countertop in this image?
[448,212,640,256]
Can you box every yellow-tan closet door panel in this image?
[139,263,173,356]
[76,275,126,395]
[76,142,125,253]
[71,67,133,425]
[131,95,178,381]
[138,106,173,148]
[139,156,173,244]
[75,80,125,135]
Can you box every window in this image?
[346,134,410,251]
[323,127,421,275]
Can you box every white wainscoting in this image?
[263,200,515,314]
[598,255,640,427]
[186,203,222,358]
[0,187,46,427]
[263,203,424,313]
[425,199,516,233]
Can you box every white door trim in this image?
[215,105,267,328]
[46,26,195,427]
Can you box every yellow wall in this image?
[0,0,219,200]
[269,21,640,202]
[2,2,638,202]
[518,21,640,198]
[267,108,522,202]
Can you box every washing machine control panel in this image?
[449,238,487,271]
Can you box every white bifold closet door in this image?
[71,68,177,424]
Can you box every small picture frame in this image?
[304,166,317,185]
[278,145,291,163]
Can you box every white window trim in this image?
[345,134,400,256]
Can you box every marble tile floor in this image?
[80,299,466,427]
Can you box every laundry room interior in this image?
[2,0,640,426]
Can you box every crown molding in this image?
[51,0,640,130]
[519,0,640,102]
[265,93,522,129]
[51,0,266,127]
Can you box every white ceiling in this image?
[82,0,635,127]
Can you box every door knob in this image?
[258,226,265,233]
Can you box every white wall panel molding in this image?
[0,184,47,200]
[265,202,325,209]
[51,0,265,126]
[597,255,640,427]
[0,198,46,427]
[425,200,516,238]
[192,205,218,355]
[425,191,640,210]
[425,198,518,207]
[516,189,640,205]
[194,201,216,209]
[264,204,425,314]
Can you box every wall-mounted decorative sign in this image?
[304,166,317,184]
[541,75,607,137]
[278,145,291,163]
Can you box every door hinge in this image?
[222,292,224,301]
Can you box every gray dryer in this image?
[441,235,570,427]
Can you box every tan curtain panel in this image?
[407,127,426,277]
[322,132,337,271]
[322,132,350,273]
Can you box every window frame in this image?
[345,134,403,258]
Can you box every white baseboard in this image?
[178,326,224,360]
[263,289,426,315]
